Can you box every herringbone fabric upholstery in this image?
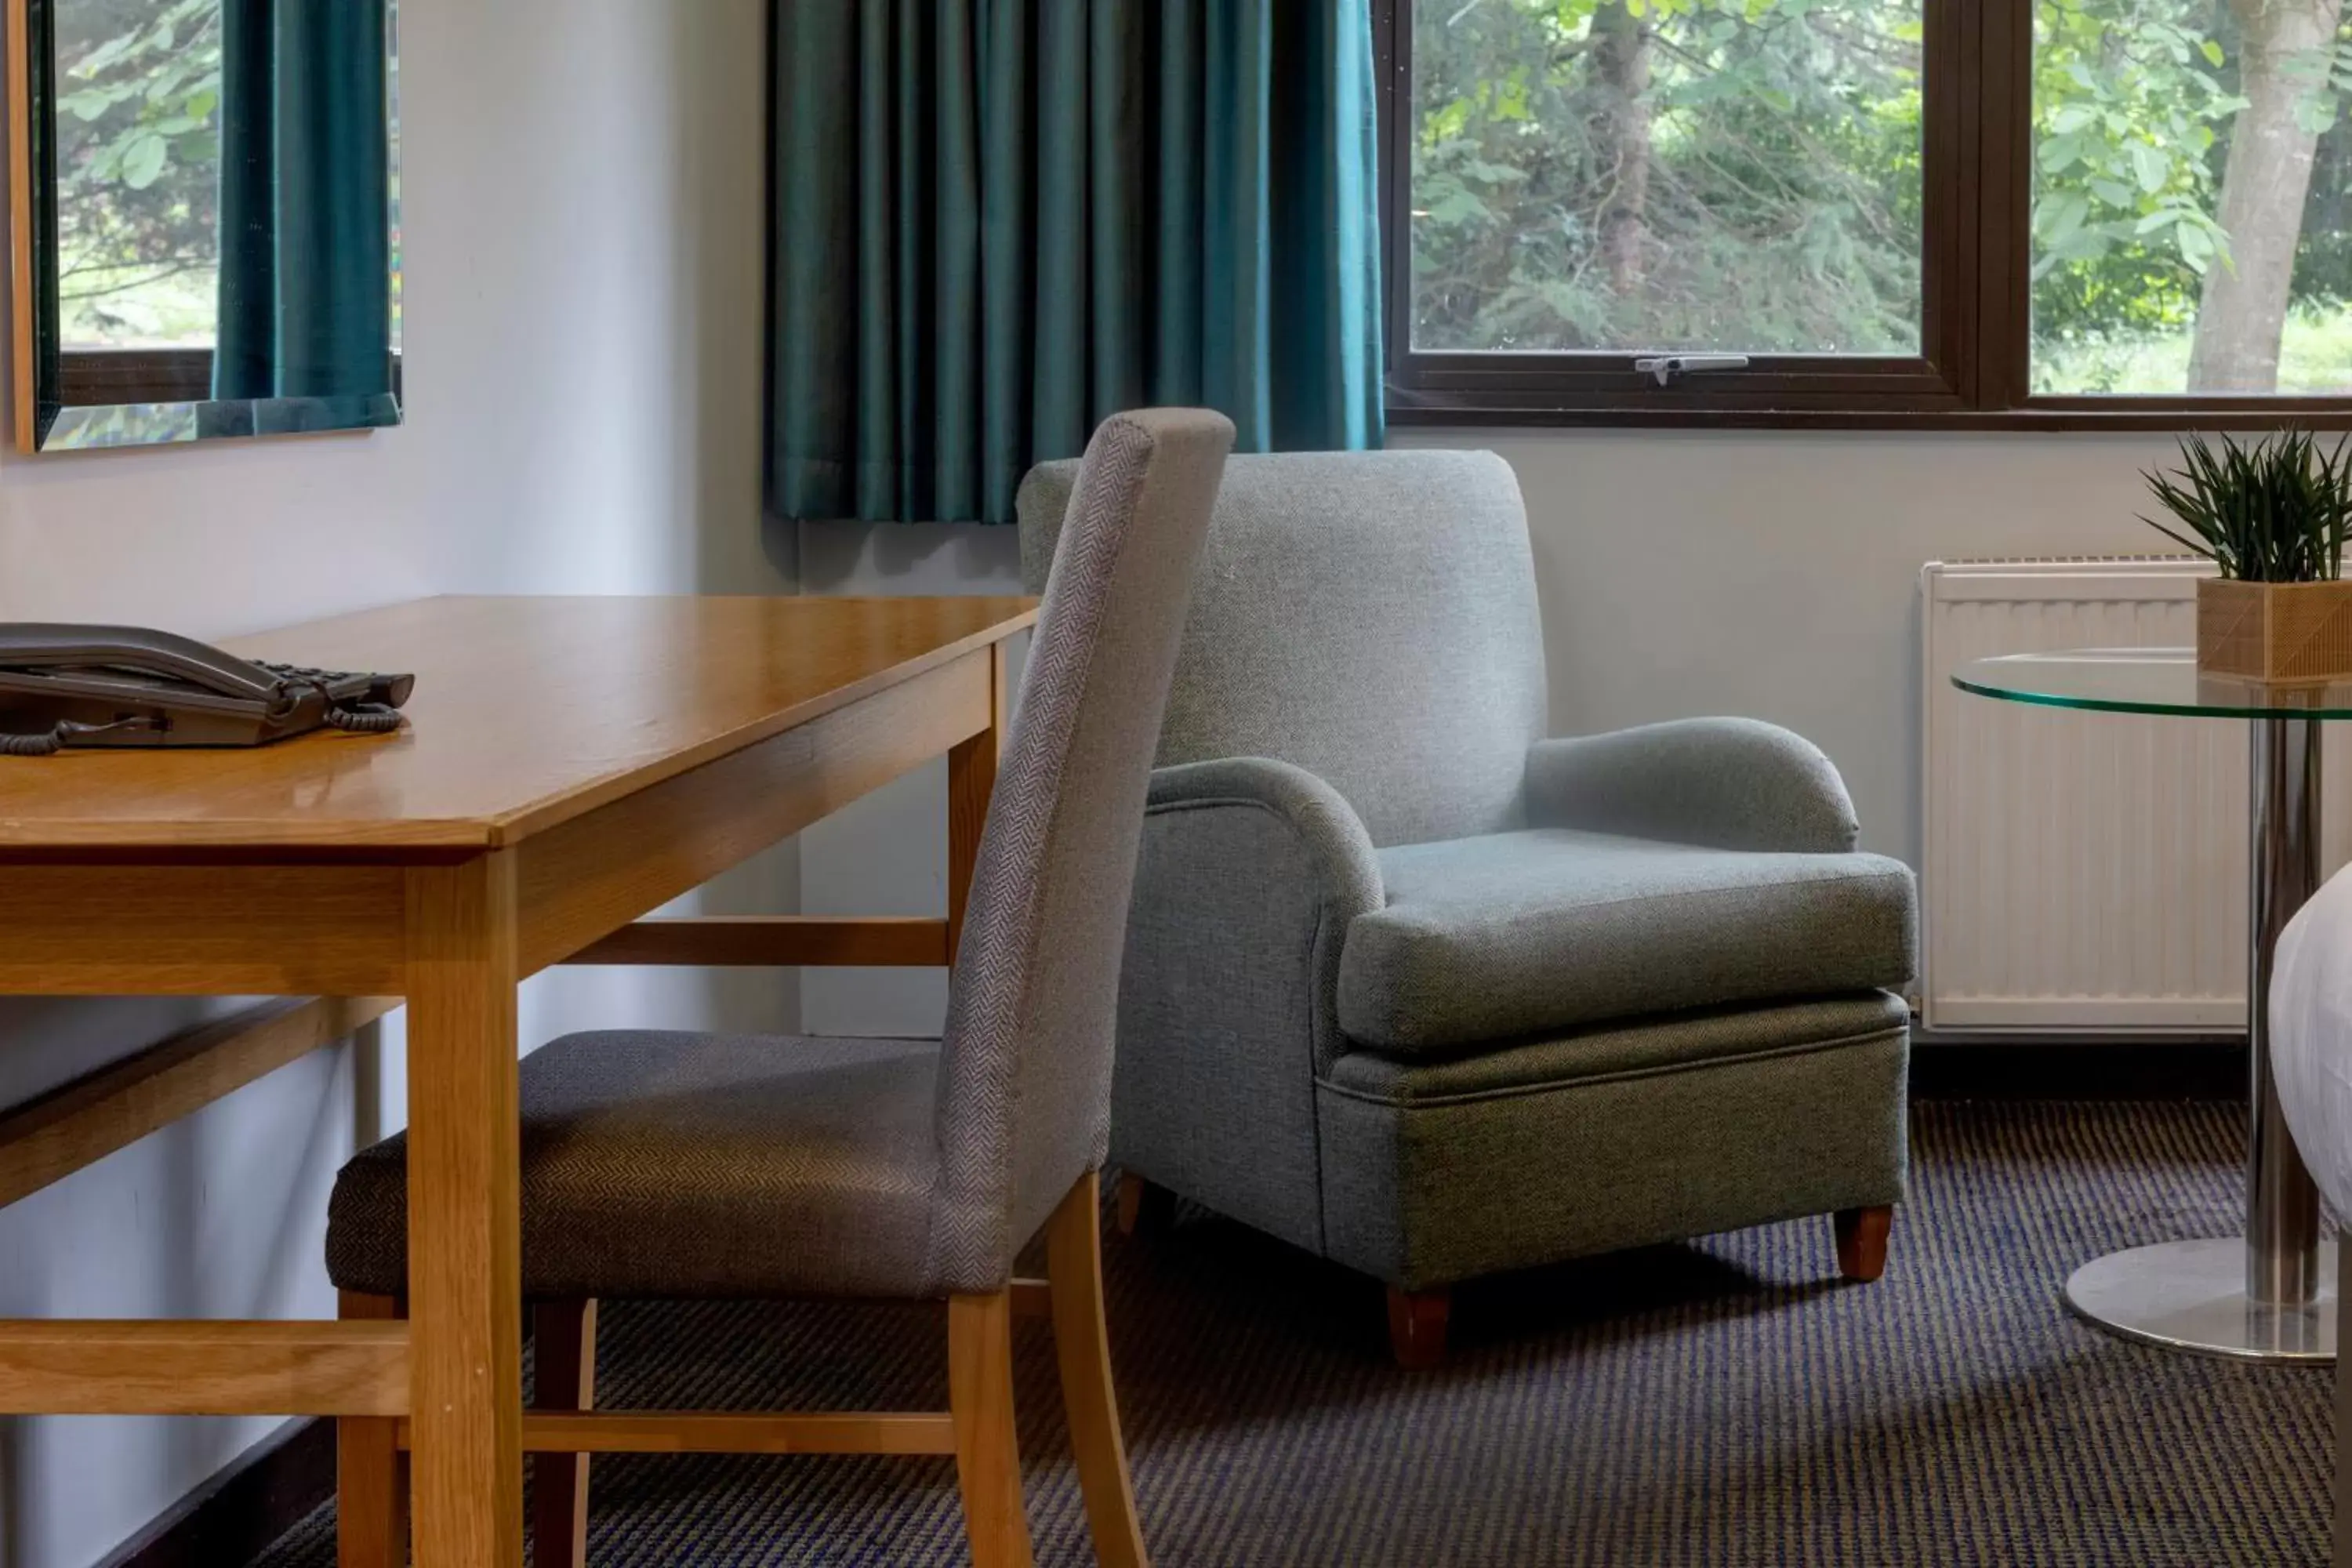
[325,1033,945,1300]
[324,408,1235,1301]
[933,409,1237,1287]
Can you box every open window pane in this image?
[1407,0,1926,357]
[2032,0,2352,395]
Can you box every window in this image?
[1378,0,2352,426]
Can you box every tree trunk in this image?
[1592,2,1654,298]
[2188,0,2346,391]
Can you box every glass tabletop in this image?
[1953,648,2352,719]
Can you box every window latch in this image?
[1632,354,1751,387]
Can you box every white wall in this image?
[795,525,1025,1037]
[0,2,780,1563]
[1396,429,2188,869]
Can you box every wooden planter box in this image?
[2198,578,2352,683]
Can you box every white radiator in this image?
[1919,558,2352,1035]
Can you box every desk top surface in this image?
[0,595,1036,855]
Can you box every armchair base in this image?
[1375,1205,1895,1368]
[1314,993,1911,1294]
[1116,994,1910,1366]
[1837,1205,1895,1283]
[1115,1171,1175,1240]
[1385,1287,1452,1370]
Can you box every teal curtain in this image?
[769,0,1384,525]
[214,0,392,408]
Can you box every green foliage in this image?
[2032,0,2238,291]
[2142,430,2352,580]
[2042,299,2352,392]
[1412,0,1923,353]
[60,0,219,191]
[53,0,223,345]
[2026,0,2254,376]
[1411,0,2352,387]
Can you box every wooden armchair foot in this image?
[1835,1205,1894,1283]
[1113,1172,1174,1240]
[1385,1286,1451,1370]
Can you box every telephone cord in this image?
[0,728,64,757]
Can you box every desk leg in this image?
[405,854,525,1568]
[948,641,1010,962]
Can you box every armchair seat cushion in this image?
[326,1030,955,1301]
[1336,829,1916,1054]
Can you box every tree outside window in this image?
[1402,0,2352,408]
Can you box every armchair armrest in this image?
[1147,757,1385,918]
[1111,758,1384,1253]
[1524,717,1860,854]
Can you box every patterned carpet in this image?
[253,1102,2331,1567]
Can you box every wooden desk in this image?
[0,594,1036,1568]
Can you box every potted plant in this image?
[2143,430,2352,684]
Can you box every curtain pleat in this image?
[978,0,1033,522]
[214,0,392,408]
[1153,0,1203,408]
[769,0,1383,526]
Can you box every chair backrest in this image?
[1017,448,1546,847]
[933,408,1234,1285]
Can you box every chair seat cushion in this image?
[326,1031,951,1301]
[1335,829,1917,1054]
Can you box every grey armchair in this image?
[1018,448,1918,1367]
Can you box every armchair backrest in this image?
[1018,448,1546,847]
[936,408,1232,1283]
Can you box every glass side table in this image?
[1955,648,2352,1363]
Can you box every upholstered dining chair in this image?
[323,408,1235,1568]
[1018,448,1919,1368]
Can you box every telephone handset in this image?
[0,624,414,754]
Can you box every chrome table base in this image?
[2064,717,2335,1365]
[2065,1239,2336,1362]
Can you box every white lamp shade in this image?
[2271,864,2352,1221]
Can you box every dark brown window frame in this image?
[53,347,406,412]
[57,348,216,407]
[1376,0,2352,430]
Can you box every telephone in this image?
[0,624,414,754]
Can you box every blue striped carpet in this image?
[253,1102,2330,1566]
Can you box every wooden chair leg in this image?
[1046,1173,1150,1568]
[337,1290,408,1568]
[1112,1172,1174,1240]
[1385,1286,1451,1370]
[948,1290,1035,1568]
[531,1300,598,1568]
[1835,1205,1894,1283]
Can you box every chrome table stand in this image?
[2064,715,2336,1362]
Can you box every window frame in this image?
[50,348,406,411]
[1376,0,2352,430]
[56,348,216,407]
